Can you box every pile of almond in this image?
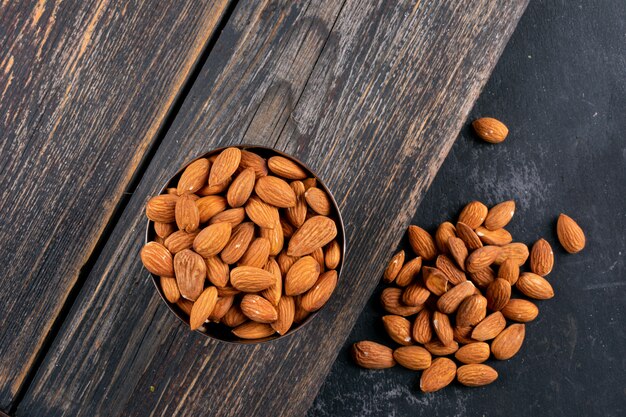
[140,147,342,340]
[353,200,585,392]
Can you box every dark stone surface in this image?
[309,1,626,416]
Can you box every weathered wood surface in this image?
[0,0,232,412]
[14,0,527,416]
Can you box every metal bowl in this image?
[145,145,346,344]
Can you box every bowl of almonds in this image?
[140,145,345,343]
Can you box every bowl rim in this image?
[145,144,346,345]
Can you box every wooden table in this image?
[0,1,527,416]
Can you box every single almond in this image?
[175,193,200,233]
[293,296,310,324]
[226,167,256,208]
[466,245,501,273]
[221,304,247,327]
[238,237,271,269]
[436,255,467,285]
[261,258,282,306]
[516,272,554,300]
[530,238,554,276]
[267,155,308,179]
[209,147,241,186]
[208,207,245,227]
[424,340,459,356]
[458,200,488,229]
[197,178,231,196]
[208,295,234,322]
[456,294,487,327]
[177,158,210,195]
[239,150,268,178]
[491,323,525,359]
[412,309,432,344]
[240,294,278,323]
[301,270,337,312]
[393,346,432,370]
[174,249,206,301]
[216,286,240,297]
[382,315,413,346]
[469,266,496,288]
[498,258,520,284]
[288,215,337,257]
[447,236,468,271]
[402,283,430,307]
[285,256,320,296]
[484,200,515,230]
[141,241,175,277]
[436,281,475,313]
[475,226,513,246]
[160,276,180,303]
[556,213,585,253]
[456,222,483,250]
[220,222,255,264]
[260,221,284,257]
[455,342,490,364]
[232,322,275,339]
[255,175,297,208]
[271,296,295,335]
[230,266,275,292]
[432,311,454,346]
[420,357,457,393]
[204,255,229,287]
[457,364,498,387]
[472,117,508,143]
[277,251,299,276]
[352,341,396,369]
[394,256,421,287]
[164,230,198,254]
[472,311,506,341]
[146,194,179,223]
[501,299,539,322]
[190,286,218,330]
[286,181,307,227]
[494,242,529,265]
[408,225,437,260]
[305,187,331,215]
[486,278,511,311]
[193,222,232,257]
[245,196,280,229]
[311,246,325,271]
[453,325,475,344]
[154,222,175,239]
[302,177,317,190]
[423,266,449,296]
[381,287,424,316]
[435,222,456,254]
[324,240,341,270]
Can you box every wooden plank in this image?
[0,0,232,412]
[16,0,528,416]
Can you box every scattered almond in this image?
[420,358,456,392]
[472,117,509,143]
[457,364,498,386]
[530,238,554,276]
[352,341,396,369]
[556,213,585,253]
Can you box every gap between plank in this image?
[5,1,241,415]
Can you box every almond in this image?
[277,251,299,276]
[240,294,278,323]
[193,222,232,257]
[472,117,509,143]
[208,207,245,227]
[209,147,241,186]
[530,238,554,276]
[494,242,529,265]
[484,200,515,230]
[447,237,468,270]
[420,357,456,393]
[436,255,467,285]
[491,323,525,359]
[402,283,430,307]
[311,246,325,271]
[435,222,456,253]
[486,278,511,311]
[226,167,256,208]
[380,287,424,316]
[288,215,337,257]
[408,225,437,260]
[164,230,198,254]
[352,341,396,369]
[424,340,459,356]
[300,270,337,312]
[393,346,431,370]
[267,155,308,179]
[302,177,317,190]
[285,256,320,296]
[285,181,307,227]
[240,150,268,178]
[271,296,295,335]
[457,364,498,387]
[245,196,280,229]
[453,325,475,344]
[412,309,432,344]
[216,286,241,297]
[177,158,210,195]
[220,222,255,264]
[141,241,175,277]
[293,296,311,324]
[305,187,331,215]
[197,178,231,196]
[232,322,275,339]
[469,266,496,288]
[501,299,539,322]
[471,311,506,341]
[146,194,179,223]
[382,315,413,346]
[238,237,270,269]
[432,311,453,346]
[423,266,449,296]
[455,342,490,364]
[466,245,501,272]
[324,240,341,270]
[395,257,421,287]
[177,299,194,316]
[475,227,513,246]
[189,286,218,330]
[436,281,475,313]
[208,295,234,322]
[456,221,483,250]
[456,294,487,327]
[557,213,585,253]
[261,258,282,306]
[458,200,488,229]
[230,266,275,292]
[516,272,554,300]
[175,193,200,233]
[160,276,180,303]
[173,249,206,301]
[222,304,247,327]
[204,255,229,287]
[255,175,297,208]
[154,222,175,239]
[260,220,284,256]
[281,218,296,238]
[497,258,520,284]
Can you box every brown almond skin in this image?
[260,221,284,257]
[498,258,520,285]
[393,346,432,370]
[285,256,320,296]
[305,187,332,216]
[271,296,295,335]
[159,276,180,303]
[466,245,501,273]
[255,175,297,208]
[447,237,468,271]
[240,294,278,323]
[476,226,513,246]
[230,266,275,292]
[324,240,341,270]
[173,249,206,301]
[412,309,432,344]
[141,241,174,277]
[484,200,515,230]
[402,283,431,307]
[154,222,175,239]
[408,225,437,260]
[261,258,283,306]
[530,238,554,276]
[457,364,498,387]
[220,222,255,265]
[556,213,586,253]
[491,323,525,360]
[286,181,307,228]
[204,255,230,288]
[208,207,245,227]
[238,237,271,269]
[432,311,453,346]
[424,340,459,356]
[208,295,235,322]
[245,196,280,229]
[209,147,241,186]
[472,311,506,341]
[177,158,210,195]
[395,257,421,287]
[456,222,483,250]
[189,286,218,330]
[456,294,487,327]
[175,194,200,233]
[240,150,268,178]
[516,272,555,300]
[436,255,467,285]
[420,357,457,393]
[435,222,456,254]
[501,299,539,322]
[486,278,512,311]
[277,252,299,276]
[436,281,475,313]
[226,167,256,208]
[453,325,475,345]
[472,117,509,144]
[146,194,179,223]
[458,201,488,229]
[300,270,337,312]
[494,242,529,265]
[222,305,247,328]
[455,342,490,364]
[380,287,424,316]
[267,156,308,179]
[163,230,198,254]
[232,322,275,339]
[382,315,413,346]
[423,266,450,296]
[352,341,396,369]
[288,216,337,257]
[193,222,232,258]
[197,178,231,196]
[469,266,496,288]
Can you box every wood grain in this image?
[0,0,231,411]
[16,0,527,416]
